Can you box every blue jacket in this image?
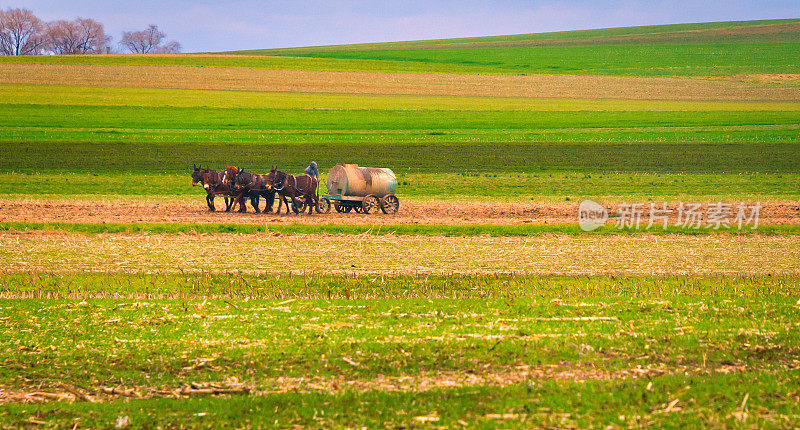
[304,161,319,179]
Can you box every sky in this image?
[10,0,800,53]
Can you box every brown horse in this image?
[191,165,235,212]
[266,166,319,214]
[222,166,272,213]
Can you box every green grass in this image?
[2,221,797,237]
[2,84,798,200]
[230,19,800,78]
[0,274,798,427]
[229,20,800,77]
[4,141,800,174]
[2,100,799,200]
[7,104,799,131]
[3,372,797,428]
[3,171,799,201]
[5,272,796,298]
[6,125,800,145]
[8,84,800,111]
[261,42,800,77]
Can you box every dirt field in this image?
[2,198,798,226]
[2,64,799,101]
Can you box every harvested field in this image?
[2,64,799,101]
[2,230,798,276]
[4,19,800,429]
[0,292,798,427]
[2,199,799,226]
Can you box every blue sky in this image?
[11,0,800,52]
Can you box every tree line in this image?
[0,7,181,55]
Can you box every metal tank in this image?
[318,164,399,215]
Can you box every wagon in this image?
[316,164,400,214]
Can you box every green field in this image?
[233,19,800,77]
[1,275,799,427]
[3,221,798,236]
[2,18,800,428]
[2,83,799,200]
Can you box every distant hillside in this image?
[236,19,800,53]
[225,19,800,77]
[2,19,797,78]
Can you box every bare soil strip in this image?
[0,362,752,404]
[2,199,799,226]
[2,231,798,276]
[1,64,798,101]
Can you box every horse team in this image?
[191,165,319,214]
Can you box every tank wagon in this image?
[317,164,399,214]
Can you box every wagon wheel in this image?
[336,202,353,213]
[380,195,399,214]
[317,197,331,214]
[292,198,306,214]
[362,195,380,214]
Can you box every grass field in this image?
[1,82,799,200]
[232,19,800,77]
[1,275,799,427]
[2,18,800,428]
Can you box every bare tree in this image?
[48,18,110,54]
[46,19,80,54]
[75,18,111,54]
[0,8,46,55]
[0,15,10,55]
[155,40,181,54]
[120,24,180,54]
[47,18,111,55]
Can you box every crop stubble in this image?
[2,230,798,276]
[2,64,799,101]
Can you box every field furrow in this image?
[3,64,800,100]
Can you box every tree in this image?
[47,18,110,54]
[0,8,46,55]
[155,40,181,54]
[120,25,180,54]
[74,18,111,54]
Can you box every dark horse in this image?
[191,165,235,212]
[266,166,319,214]
[222,166,273,213]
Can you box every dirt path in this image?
[2,199,798,226]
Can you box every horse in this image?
[222,166,273,213]
[266,166,319,214]
[191,164,235,212]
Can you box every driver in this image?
[304,161,319,180]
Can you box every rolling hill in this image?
[226,19,800,77]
